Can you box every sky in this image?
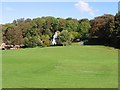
[0,1,119,24]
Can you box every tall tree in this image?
[4,26,23,45]
[79,18,90,40]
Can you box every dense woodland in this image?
[1,12,120,49]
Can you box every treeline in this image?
[1,12,120,49]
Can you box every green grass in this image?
[2,45,118,88]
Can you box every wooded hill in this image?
[1,12,120,49]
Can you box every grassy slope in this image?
[2,45,118,88]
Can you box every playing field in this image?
[2,45,118,88]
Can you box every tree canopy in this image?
[1,12,120,49]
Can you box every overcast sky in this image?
[0,1,118,24]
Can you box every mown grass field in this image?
[2,44,118,88]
